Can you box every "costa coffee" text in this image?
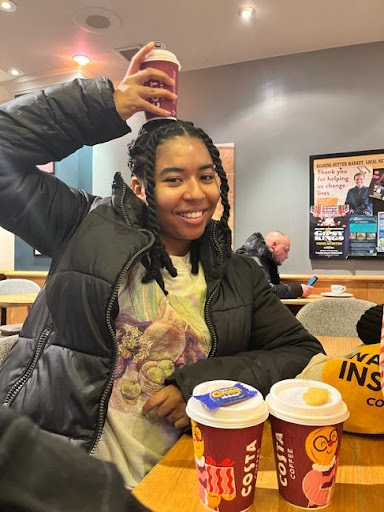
[275,432,296,486]
[241,439,261,497]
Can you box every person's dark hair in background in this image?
[128,119,231,293]
[0,407,151,512]
[356,304,384,344]
[236,231,314,299]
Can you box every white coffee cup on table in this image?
[331,284,346,294]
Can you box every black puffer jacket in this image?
[0,79,323,452]
[237,232,303,299]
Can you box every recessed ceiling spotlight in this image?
[239,6,255,21]
[0,0,17,12]
[8,68,22,77]
[72,54,91,67]
[74,7,122,34]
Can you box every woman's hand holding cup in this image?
[114,42,177,121]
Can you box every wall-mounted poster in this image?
[310,149,384,259]
[368,168,384,201]
[377,212,384,253]
[310,205,350,259]
[349,215,377,257]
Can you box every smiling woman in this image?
[125,119,232,294]
[0,43,323,491]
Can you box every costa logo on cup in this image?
[241,438,260,498]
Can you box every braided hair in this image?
[128,119,231,292]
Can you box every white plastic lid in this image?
[142,49,181,70]
[186,380,269,429]
[266,379,349,426]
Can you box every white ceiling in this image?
[1,0,384,89]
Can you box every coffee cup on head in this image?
[266,379,349,509]
[330,284,346,295]
[139,48,181,121]
[186,380,269,512]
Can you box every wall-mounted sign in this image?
[310,149,384,259]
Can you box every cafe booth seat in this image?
[0,278,41,332]
[296,298,376,337]
[1,271,47,289]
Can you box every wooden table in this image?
[0,293,38,325]
[133,424,384,512]
[280,294,328,306]
[281,294,354,315]
[280,273,384,305]
[317,335,361,357]
[133,337,382,512]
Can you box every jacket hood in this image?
[236,232,271,260]
[111,172,147,230]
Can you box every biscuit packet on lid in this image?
[194,382,257,410]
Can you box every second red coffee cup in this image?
[140,48,181,121]
[186,380,269,512]
[266,379,349,509]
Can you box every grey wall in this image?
[178,42,384,275]
[92,113,144,197]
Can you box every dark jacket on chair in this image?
[0,407,151,512]
[0,78,323,453]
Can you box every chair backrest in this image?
[0,278,41,295]
[0,335,19,367]
[296,298,377,337]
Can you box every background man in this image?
[236,231,314,299]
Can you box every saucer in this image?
[321,292,354,298]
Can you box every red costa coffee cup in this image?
[266,379,349,509]
[186,380,269,512]
[140,48,181,121]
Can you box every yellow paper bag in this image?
[297,344,384,434]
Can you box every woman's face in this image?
[152,135,220,256]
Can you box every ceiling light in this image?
[0,1,17,12]
[239,6,255,21]
[8,68,21,77]
[72,54,91,67]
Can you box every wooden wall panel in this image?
[2,271,384,325]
